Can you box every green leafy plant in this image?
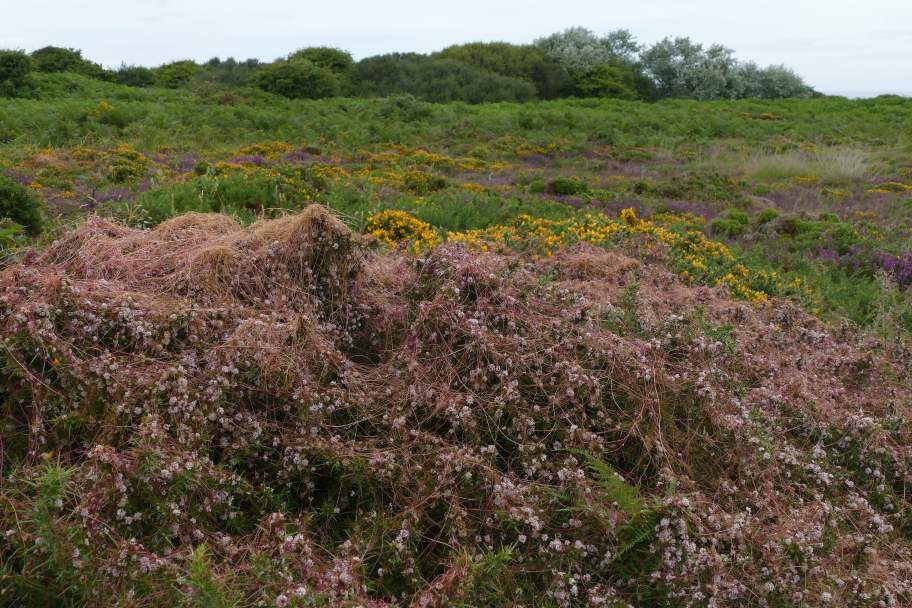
[30,46,113,81]
[757,208,780,224]
[0,174,43,235]
[546,175,590,196]
[152,60,199,88]
[0,50,35,97]
[248,59,337,100]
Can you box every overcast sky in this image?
[3,0,910,96]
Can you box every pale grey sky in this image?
[3,0,911,95]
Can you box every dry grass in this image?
[746,148,874,183]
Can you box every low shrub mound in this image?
[2,206,912,607]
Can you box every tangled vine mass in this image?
[2,205,912,607]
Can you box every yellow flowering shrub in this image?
[365,210,442,253]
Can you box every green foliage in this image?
[0,50,35,97]
[433,41,573,100]
[115,63,154,87]
[357,53,537,104]
[727,209,750,225]
[0,174,43,235]
[377,93,432,121]
[572,60,656,101]
[289,47,356,95]
[248,59,337,100]
[712,218,746,237]
[30,46,113,82]
[152,60,199,89]
[190,57,264,90]
[290,47,353,74]
[546,175,590,195]
[185,545,236,608]
[757,208,781,224]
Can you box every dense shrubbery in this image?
[192,57,264,89]
[0,50,34,97]
[248,59,338,99]
[571,60,656,101]
[30,46,113,82]
[151,60,198,88]
[115,63,154,87]
[357,53,538,103]
[433,42,573,100]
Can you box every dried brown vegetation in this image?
[2,206,912,607]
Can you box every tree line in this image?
[0,27,815,103]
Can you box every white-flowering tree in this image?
[534,27,641,72]
[640,37,744,100]
[535,28,812,101]
[740,62,811,99]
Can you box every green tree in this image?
[115,63,154,87]
[0,50,34,97]
[30,46,113,81]
[433,42,572,100]
[289,47,356,95]
[152,60,198,88]
[572,60,656,101]
[357,53,537,104]
[248,59,337,99]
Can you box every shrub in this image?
[115,63,154,87]
[572,61,655,101]
[377,93,432,121]
[433,41,573,100]
[357,53,537,104]
[0,50,34,97]
[248,59,337,99]
[151,60,198,88]
[711,217,746,237]
[756,208,780,224]
[289,47,356,95]
[0,174,43,235]
[546,176,590,196]
[290,47,353,74]
[30,46,113,81]
[728,208,750,225]
[191,57,263,89]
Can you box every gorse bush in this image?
[0,174,43,235]
[357,53,537,104]
[248,59,337,99]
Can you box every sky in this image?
[2,0,911,96]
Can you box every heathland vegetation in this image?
[1,27,912,608]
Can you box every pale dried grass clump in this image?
[2,207,912,607]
